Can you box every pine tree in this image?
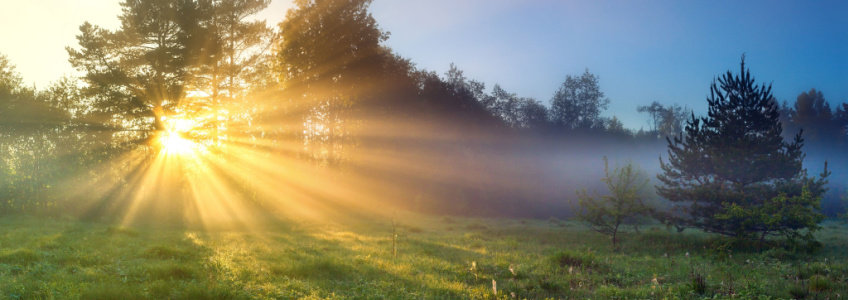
[656,56,829,249]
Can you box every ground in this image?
[0,214,846,299]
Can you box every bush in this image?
[571,157,650,248]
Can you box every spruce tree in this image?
[657,56,829,248]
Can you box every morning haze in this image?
[0,0,846,298]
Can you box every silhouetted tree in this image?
[605,116,629,136]
[67,0,202,134]
[189,0,273,144]
[484,84,547,129]
[489,84,522,127]
[657,57,829,249]
[795,90,838,141]
[0,54,21,95]
[779,89,848,147]
[837,103,848,142]
[67,0,271,142]
[275,0,393,164]
[637,101,690,139]
[549,69,610,130]
[518,98,549,129]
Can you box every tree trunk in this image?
[758,231,767,251]
[612,223,619,249]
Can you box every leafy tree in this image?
[67,0,272,147]
[637,101,690,139]
[189,0,272,144]
[0,54,22,95]
[275,0,391,164]
[518,98,549,129]
[0,54,76,214]
[484,84,548,129]
[411,65,501,126]
[605,116,630,136]
[549,69,610,130]
[572,157,650,248]
[67,0,196,134]
[488,84,522,127]
[656,57,829,248]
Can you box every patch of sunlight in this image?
[310,230,376,243]
[184,232,205,246]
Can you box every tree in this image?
[549,69,610,130]
[189,0,272,145]
[605,116,629,136]
[489,84,521,127]
[0,54,76,214]
[572,157,650,248]
[67,0,272,148]
[517,98,549,129]
[0,54,22,95]
[275,0,391,164]
[484,84,548,129]
[67,0,195,134]
[837,103,848,144]
[636,101,690,139]
[656,57,829,248]
[779,89,847,147]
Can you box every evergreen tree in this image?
[656,57,829,248]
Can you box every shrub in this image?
[571,157,650,248]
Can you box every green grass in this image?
[0,215,846,299]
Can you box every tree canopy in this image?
[549,69,610,130]
[657,57,829,247]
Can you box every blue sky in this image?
[369,0,848,129]
[1,0,845,129]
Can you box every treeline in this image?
[0,0,845,220]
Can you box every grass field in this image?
[0,214,846,299]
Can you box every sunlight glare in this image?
[159,117,199,155]
[162,131,195,155]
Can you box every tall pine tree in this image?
[657,56,829,248]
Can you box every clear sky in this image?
[1,0,846,129]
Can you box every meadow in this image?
[0,213,846,299]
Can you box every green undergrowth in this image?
[0,215,846,299]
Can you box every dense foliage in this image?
[657,57,829,248]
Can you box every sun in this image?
[159,117,199,155]
[162,131,195,154]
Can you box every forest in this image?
[0,0,847,298]
[0,0,844,221]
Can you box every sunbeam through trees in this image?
[0,0,847,297]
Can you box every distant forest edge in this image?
[0,0,845,221]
